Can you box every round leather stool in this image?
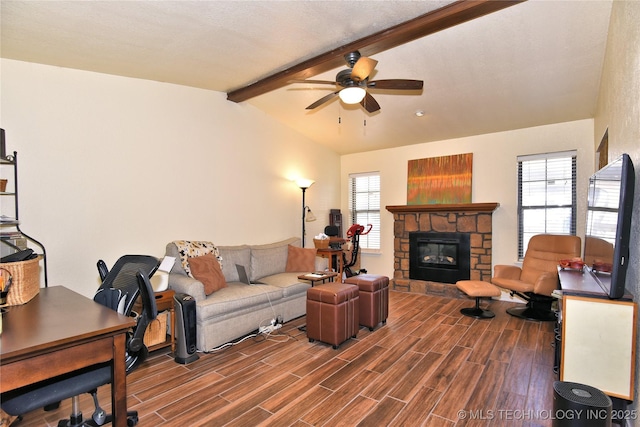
[456,280,502,319]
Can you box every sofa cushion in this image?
[217,245,251,283]
[257,272,311,298]
[188,254,227,295]
[196,282,284,319]
[249,238,298,281]
[173,240,221,277]
[285,245,317,272]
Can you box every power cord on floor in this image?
[200,315,296,353]
[199,332,262,353]
[260,329,292,343]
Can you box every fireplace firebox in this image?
[409,232,471,284]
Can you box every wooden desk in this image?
[316,248,343,282]
[0,286,136,427]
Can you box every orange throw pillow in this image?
[285,245,317,272]
[188,254,227,295]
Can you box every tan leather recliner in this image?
[492,234,581,321]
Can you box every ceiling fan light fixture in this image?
[339,87,366,104]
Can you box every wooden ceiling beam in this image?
[227,0,525,103]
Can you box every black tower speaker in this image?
[329,209,342,237]
[552,381,611,427]
[173,293,199,364]
[0,128,6,159]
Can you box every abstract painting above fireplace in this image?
[407,153,473,205]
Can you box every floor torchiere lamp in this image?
[296,178,316,247]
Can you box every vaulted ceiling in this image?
[1,1,613,154]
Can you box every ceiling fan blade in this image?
[306,91,340,110]
[368,79,424,90]
[351,57,378,82]
[289,79,337,86]
[360,92,380,113]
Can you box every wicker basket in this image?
[1,256,41,306]
[143,311,168,347]
[313,238,329,249]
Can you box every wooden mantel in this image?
[386,203,499,214]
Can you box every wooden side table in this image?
[316,248,344,282]
[134,289,175,354]
[298,271,338,286]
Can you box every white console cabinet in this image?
[560,294,636,400]
[558,269,637,401]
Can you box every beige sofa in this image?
[165,237,323,351]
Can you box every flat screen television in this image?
[583,153,635,299]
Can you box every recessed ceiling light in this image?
[415,110,425,117]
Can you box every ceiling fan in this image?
[291,51,423,113]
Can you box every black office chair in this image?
[0,255,159,426]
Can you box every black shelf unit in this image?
[1,151,48,286]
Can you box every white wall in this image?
[595,0,640,299]
[594,1,640,418]
[0,59,340,298]
[0,60,601,300]
[341,119,595,278]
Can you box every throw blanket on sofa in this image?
[173,240,222,277]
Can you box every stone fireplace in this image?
[386,203,499,298]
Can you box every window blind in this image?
[518,151,577,259]
[349,172,381,251]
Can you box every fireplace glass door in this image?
[409,232,471,284]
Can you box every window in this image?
[518,151,577,259]
[348,172,380,251]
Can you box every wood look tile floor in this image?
[12,291,559,427]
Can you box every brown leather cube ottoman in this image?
[306,282,359,349]
[344,274,389,331]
